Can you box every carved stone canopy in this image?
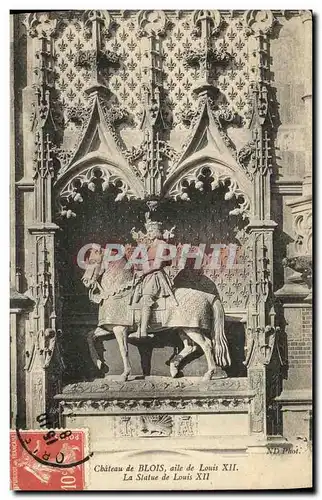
[36,9,271,216]
[56,93,129,176]
[54,88,253,219]
[163,95,252,217]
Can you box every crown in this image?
[131,212,163,244]
[144,212,162,232]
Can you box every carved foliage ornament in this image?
[125,137,179,178]
[184,46,230,68]
[244,325,283,368]
[60,396,252,415]
[237,140,257,179]
[137,10,168,37]
[23,12,58,39]
[244,10,275,36]
[179,97,238,129]
[99,98,129,126]
[183,46,231,91]
[25,328,64,371]
[64,101,92,128]
[74,49,120,72]
[293,211,312,256]
[61,375,246,394]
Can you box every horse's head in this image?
[81,244,104,288]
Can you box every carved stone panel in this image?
[248,369,265,434]
[113,414,198,438]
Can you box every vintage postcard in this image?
[10,9,312,490]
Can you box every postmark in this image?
[10,429,88,490]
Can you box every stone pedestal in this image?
[55,376,268,454]
[275,389,312,441]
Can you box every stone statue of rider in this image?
[129,212,176,340]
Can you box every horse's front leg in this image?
[87,327,108,371]
[113,326,131,382]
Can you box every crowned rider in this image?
[129,212,176,339]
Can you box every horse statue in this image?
[81,244,231,382]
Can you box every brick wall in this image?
[287,307,312,366]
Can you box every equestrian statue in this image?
[81,211,231,382]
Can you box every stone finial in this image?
[23,12,57,39]
[137,10,168,37]
[245,10,275,36]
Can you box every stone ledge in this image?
[58,375,249,397]
[57,396,254,415]
[275,389,312,400]
[275,283,311,300]
[275,389,312,407]
[55,376,254,415]
[10,287,34,310]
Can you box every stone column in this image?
[274,12,313,440]
[10,288,34,428]
[18,13,64,428]
[277,12,313,301]
[137,10,167,196]
[301,10,312,197]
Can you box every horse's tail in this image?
[211,297,231,367]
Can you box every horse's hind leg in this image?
[87,327,107,371]
[170,332,198,378]
[113,326,131,382]
[183,328,227,381]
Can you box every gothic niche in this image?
[162,167,250,378]
[162,166,249,246]
[55,163,249,383]
[56,169,149,383]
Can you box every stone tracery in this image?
[58,164,138,218]
[165,164,251,219]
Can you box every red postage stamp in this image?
[10,429,87,491]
